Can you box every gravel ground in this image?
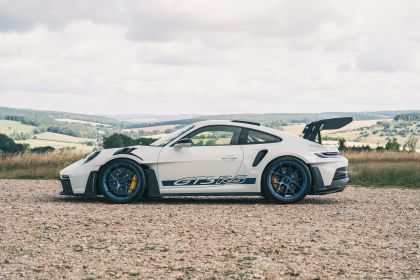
[0,180,419,279]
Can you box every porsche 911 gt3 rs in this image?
[59,117,352,204]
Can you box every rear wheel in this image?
[99,159,146,203]
[262,157,311,204]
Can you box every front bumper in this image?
[58,171,98,197]
[59,176,74,195]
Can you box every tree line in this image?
[102,134,157,148]
[394,113,419,122]
[0,132,159,155]
[338,136,418,153]
[0,134,55,154]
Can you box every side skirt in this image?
[159,192,261,197]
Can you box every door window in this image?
[184,126,242,146]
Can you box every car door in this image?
[157,125,244,194]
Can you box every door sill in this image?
[159,192,261,197]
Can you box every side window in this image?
[185,126,242,146]
[243,129,281,144]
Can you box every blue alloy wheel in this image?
[99,159,145,203]
[263,157,311,203]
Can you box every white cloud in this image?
[0,0,419,115]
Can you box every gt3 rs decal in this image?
[162,175,256,187]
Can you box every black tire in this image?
[261,156,312,204]
[98,159,146,204]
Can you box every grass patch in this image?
[0,151,418,189]
[0,152,86,179]
[0,119,35,135]
[345,152,420,188]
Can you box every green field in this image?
[34,132,92,143]
[0,120,96,152]
[17,131,97,152]
[0,120,35,135]
[16,139,95,152]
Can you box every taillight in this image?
[315,151,341,158]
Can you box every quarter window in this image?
[242,129,281,144]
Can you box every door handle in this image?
[222,155,238,160]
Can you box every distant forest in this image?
[0,106,128,139]
[1,106,419,140]
[394,112,419,121]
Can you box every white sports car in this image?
[59,118,352,204]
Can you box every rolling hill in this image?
[0,106,418,151]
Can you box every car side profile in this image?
[59,118,352,204]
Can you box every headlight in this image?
[84,151,100,163]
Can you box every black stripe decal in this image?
[162,177,256,187]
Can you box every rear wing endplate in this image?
[302,117,353,144]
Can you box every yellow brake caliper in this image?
[127,175,138,195]
[271,175,280,191]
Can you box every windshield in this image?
[150,124,195,147]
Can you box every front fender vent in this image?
[114,147,136,155]
[113,147,143,161]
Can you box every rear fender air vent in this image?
[252,150,268,167]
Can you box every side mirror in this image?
[174,138,193,150]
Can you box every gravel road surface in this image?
[0,180,419,279]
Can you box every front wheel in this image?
[262,157,312,204]
[99,159,146,203]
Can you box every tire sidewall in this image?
[99,158,146,203]
[262,156,312,204]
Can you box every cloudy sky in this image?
[0,0,419,115]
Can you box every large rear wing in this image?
[302,117,353,144]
